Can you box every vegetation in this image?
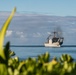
[2,43,76,75]
[0,7,76,75]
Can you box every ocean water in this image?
[11,46,76,61]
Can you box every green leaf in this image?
[0,64,8,75]
[0,7,16,60]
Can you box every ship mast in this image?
[53,31,57,38]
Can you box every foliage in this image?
[7,51,76,75]
[0,7,16,75]
[0,7,16,60]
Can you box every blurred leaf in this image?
[0,7,16,60]
[0,64,8,75]
[59,54,73,63]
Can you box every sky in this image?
[1,12,76,45]
[0,0,76,45]
[0,0,76,16]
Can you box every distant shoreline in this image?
[4,45,76,47]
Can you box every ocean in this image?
[11,46,76,61]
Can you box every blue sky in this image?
[0,0,76,16]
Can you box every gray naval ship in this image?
[44,31,64,47]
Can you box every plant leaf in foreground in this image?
[0,7,16,60]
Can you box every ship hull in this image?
[44,39,61,47]
[44,43,60,47]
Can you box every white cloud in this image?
[16,31,27,39]
[47,32,51,35]
[6,30,12,37]
[20,35,25,38]
[33,32,42,37]
[16,31,23,35]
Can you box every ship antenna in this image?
[53,31,57,38]
[47,34,51,43]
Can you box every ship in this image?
[44,31,64,47]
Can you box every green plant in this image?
[59,54,73,63]
[0,7,16,75]
[7,52,76,75]
[0,7,16,60]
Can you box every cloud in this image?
[1,12,76,45]
[47,32,51,35]
[16,31,27,39]
[16,31,23,35]
[6,30,27,39]
[6,30,13,37]
[33,32,42,37]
